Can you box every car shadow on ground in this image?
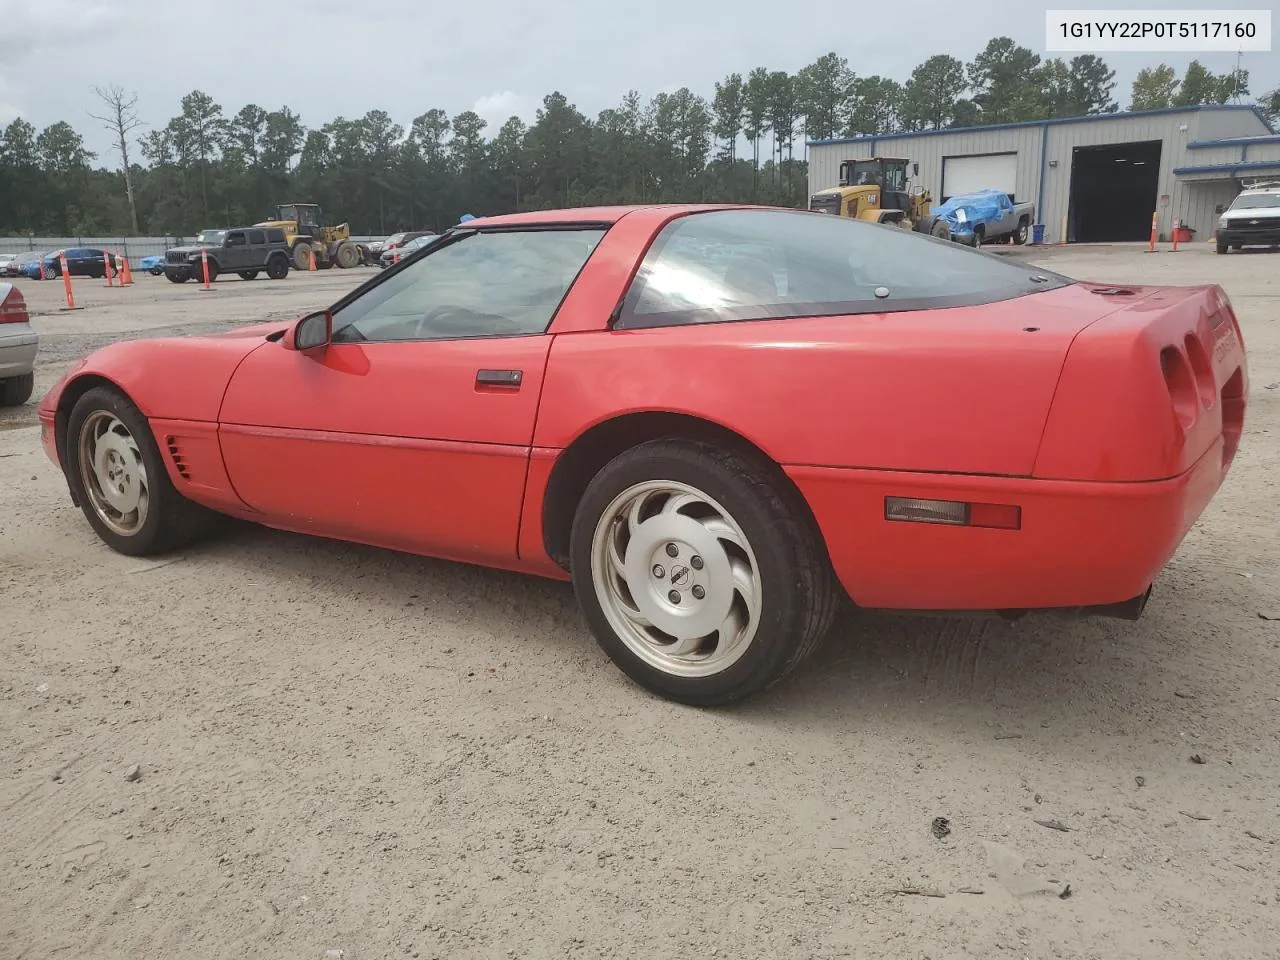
[195,519,1228,749]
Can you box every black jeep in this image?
[163,226,292,283]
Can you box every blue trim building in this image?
[807,105,1279,244]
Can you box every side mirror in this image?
[284,310,332,352]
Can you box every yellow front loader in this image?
[809,157,950,239]
[255,203,364,270]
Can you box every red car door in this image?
[217,225,609,567]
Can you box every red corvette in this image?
[38,204,1248,705]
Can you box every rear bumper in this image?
[789,436,1229,612]
[0,330,38,378]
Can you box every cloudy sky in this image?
[1,0,1273,159]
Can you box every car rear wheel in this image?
[1013,220,1029,245]
[1,372,34,407]
[66,386,219,556]
[265,256,289,280]
[238,270,260,280]
[569,438,839,706]
[166,271,188,283]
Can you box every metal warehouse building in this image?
[807,104,1280,244]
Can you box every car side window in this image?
[330,227,607,343]
[226,231,247,247]
[248,230,266,245]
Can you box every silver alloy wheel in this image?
[589,480,763,678]
[78,410,150,536]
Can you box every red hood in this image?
[213,319,292,339]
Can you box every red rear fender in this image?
[536,283,1137,477]
[1034,284,1248,481]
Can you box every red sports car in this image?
[37,204,1248,705]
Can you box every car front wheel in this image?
[569,438,839,706]
[65,386,219,556]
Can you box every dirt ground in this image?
[2,246,1278,959]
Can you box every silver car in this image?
[0,282,37,407]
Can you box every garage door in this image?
[942,153,1018,201]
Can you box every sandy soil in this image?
[2,246,1278,959]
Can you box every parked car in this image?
[0,254,14,274]
[139,255,165,276]
[163,226,292,282]
[5,252,49,279]
[36,204,1248,706]
[0,282,37,407]
[378,230,435,260]
[37,248,124,279]
[379,233,436,267]
[1216,180,1280,253]
[934,189,1037,246]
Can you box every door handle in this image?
[475,369,523,388]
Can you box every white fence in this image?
[0,235,387,260]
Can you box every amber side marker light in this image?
[884,497,1021,530]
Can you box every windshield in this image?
[274,205,297,222]
[196,230,226,244]
[616,209,1069,329]
[1229,193,1280,210]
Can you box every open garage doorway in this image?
[1068,140,1161,242]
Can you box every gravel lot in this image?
[2,246,1278,959]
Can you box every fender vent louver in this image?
[165,435,191,480]
[1089,286,1136,296]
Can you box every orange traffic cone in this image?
[308,247,317,271]
[118,249,134,285]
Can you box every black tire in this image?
[335,242,360,269]
[1216,238,1228,254]
[238,270,260,280]
[568,438,840,706]
[0,372,34,407]
[1013,219,1029,245]
[165,271,189,283]
[930,218,950,240]
[149,268,163,276]
[201,260,219,283]
[970,226,985,248]
[64,386,220,557]
[265,255,289,280]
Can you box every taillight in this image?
[0,284,28,324]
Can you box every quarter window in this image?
[331,227,607,343]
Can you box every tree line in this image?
[1,37,1274,238]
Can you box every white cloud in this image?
[471,91,535,130]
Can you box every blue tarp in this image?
[932,188,1013,239]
